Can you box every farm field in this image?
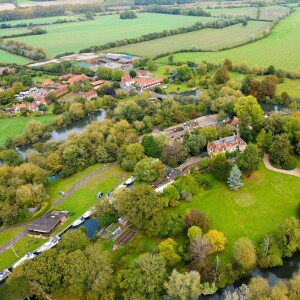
[171,164,300,263]
[0,27,31,37]
[158,8,300,70]
[109,21,270,57]
[205,5,291,20]
[0,114,57,145]
[0,15,81,26]
[0,49,32,64]
[10,13,217,58]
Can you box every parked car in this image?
[96,192,103,199]
[59,191,65,195]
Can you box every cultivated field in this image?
[205,5,291,20]
[109,21,270,56]
[158,9,300,70]
[172,165,300,263]
[0,49,32,64]
[9,13,216,58]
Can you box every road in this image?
[0,163,117,255]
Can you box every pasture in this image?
[10,13,216,58]
[0,114,57,145]
[158,9,300,70]
[0,27,31,37]
[171,164,300,263]
[204,5,291,20]
[0,49,32,64]
[109,21,270,56]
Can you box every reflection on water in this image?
[259,102,287,113]
[17,109,106,158]
[74,218,100,238]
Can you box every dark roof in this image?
[166,166,182,178]
[28,211,66,233]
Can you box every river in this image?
[199,252,300,299]
[17,109,106,158]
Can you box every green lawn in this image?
[171,164,300,263]
[55,165,131,234]
[109,21,270,57]
[0,49,32,64]
[0,226,26,248]
[10,13,216,58]
[0,114,58,145]
[157,8,300,70]
[0,236,44,269]
[0,27,31,37]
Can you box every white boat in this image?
[13,252,36,269]
[83,207,95,219]
[36,236,61,253]
[125,176,135,186]
[0,269,11,282]
[72,217,85,227]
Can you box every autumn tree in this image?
[234,237,257,270]
[189,235,212,271]
[184,209,211,233]
[158,238,181,267]
[205,230,227,253]
[117,143,145,171]
[162,140,187,167]
[258,75,278,99]
[256,128,273,152]
[118,253,166,300]
[165,269,202,300]
[188,226,203,242]
[214,66,230,84]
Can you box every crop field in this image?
[171,164,300,263]
[9,13,216,58]
[109,21,270,57]
[0,49,32,64]
[0,114,57,145]
[0,15,81,26]
[205,5,290,20]
[158,9,300,70]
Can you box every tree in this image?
[23,120,47,143]
[69,102,85,120]
[289,271,300,300]
[269,134,296,170]
[184,209,211,233]
[168,53,174,64]
[236,143,261,177]
[258,75,278,99]
[214,66,229,84]
[134,157,165,184]
[96,66,112,80]
[165,269,202,300]
[187,226,202,241]
[117,143,145,171]
[141,135,163,158]
[120,10,137,19]
[162,140,187,167]
[115,184,163,230]
[247,277,270,300]
[129,70,136,78]
[205,230,227,253]
[111,69,124,81]
[185,133,206,156]
[58,230,89,253]
[0,149,23,166]
[16,183,47,207]
[256,129,273,152]
[0,203,19,225]
[146,59,157,71]
[158,238,181,267]
[234,237,257,270]
[210,154,231,182]
[189,235,212,271]
[119,253,166,300]
[223,58,232,71]
[227,165,243,190]
[177,64,192,82]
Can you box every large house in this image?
[207,135,247,157]
[121,74,163,90]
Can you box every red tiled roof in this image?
[42,79,54,87]
[59,73,73,81]
[91,80,105,87]
[67,74,90,85]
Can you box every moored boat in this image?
[36,236,61,253]
[0,269,11,282]
[83,207,95,219]
[125,176,135,186]
[13,252,36,269]
[72,217,85,227]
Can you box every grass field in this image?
[0,227,26,248]
[158,8,300,70]
[171,164,300,263]
[0,27,31,37]
[0,236,44,269]
[204,5,290,20]
[54,165,131,234]
[0,114,57,145]
[0,49,32,64]
[109,21,270,56]
[9,13,216,58]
